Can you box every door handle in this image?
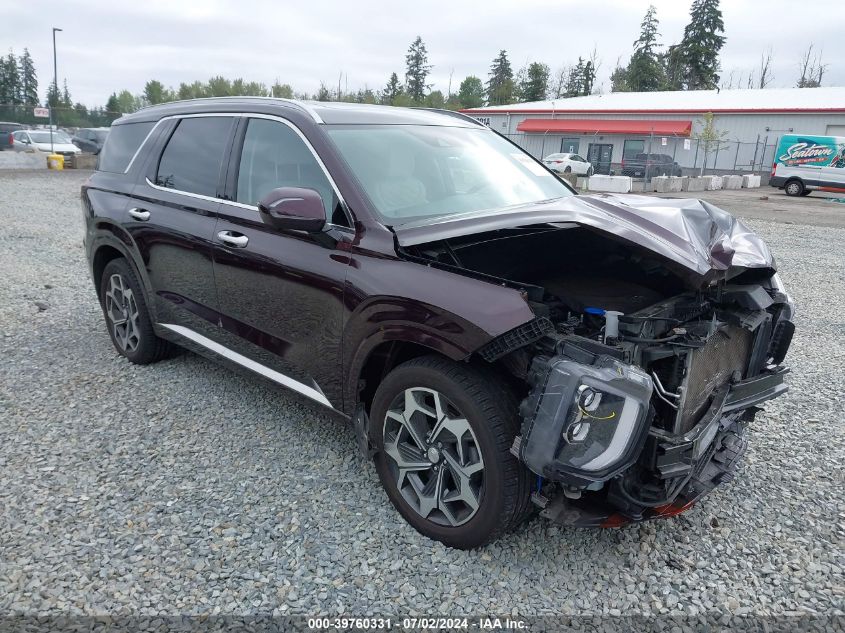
[217,231,249,248]
[128,208,150,221]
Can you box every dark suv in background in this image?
[0,121,26,150]
[621,153,683,178]
[72,127,110,154]
[83,98,794,548]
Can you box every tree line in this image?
[0,0,834,125]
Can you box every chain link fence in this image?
[503,131,778,184]
[0,104,121,131]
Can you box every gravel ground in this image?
[0,170,843,620]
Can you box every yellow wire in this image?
[578,406,617,421]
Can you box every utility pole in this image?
[49,27,63,154]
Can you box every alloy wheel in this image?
[382,387,485,527]
[104,273,140,353]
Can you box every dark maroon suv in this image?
[83,98,794,548]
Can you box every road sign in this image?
[33,107,49,118]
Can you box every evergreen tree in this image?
[486,50,514,106]
[19,48,38,105]
[564,58,585,97]
[61,79,72,108]
[1,51,22,106]
[518,62,550,102]
[580,60,596,95]
[610,63,629,92]
[382,72,402,105]
[625,5,666,91]
[457,75,484,108]
[679,0,725,89]
[661,44,686,90]
[105,93,120,114]
[404,36,431,104]
[46,81,60,108]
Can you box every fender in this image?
[341,294,527,414]
[87,222,159,321]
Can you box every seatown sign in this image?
[33,107,49,118]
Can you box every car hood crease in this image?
[393,193,775,286]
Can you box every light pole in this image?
[49,27,62,154]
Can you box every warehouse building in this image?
[461,87,845,176]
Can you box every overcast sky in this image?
[5,0,844,107]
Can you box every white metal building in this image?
[461,87,845,175]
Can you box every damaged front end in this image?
[513,281,793,527]
[397,194,795,528]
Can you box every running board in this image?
[160,323,332,408]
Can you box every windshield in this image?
[326,125,573,224]
[29,131,72,143]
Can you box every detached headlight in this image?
[520,355,653,486]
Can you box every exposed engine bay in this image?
[401,221,795,526]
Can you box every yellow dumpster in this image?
[47,154,64,170]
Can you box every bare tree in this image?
[758,48,773,88]
[549,65,571,98]
[797,44,828,87]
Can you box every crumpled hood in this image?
[393,193,775,286]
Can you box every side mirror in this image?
[258,187,326,232]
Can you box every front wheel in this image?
[587,166,594,177]
[372,356,532,549]
[784,179,805,196]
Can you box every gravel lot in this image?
[1,170,843,620]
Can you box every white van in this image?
[770,134,845,196]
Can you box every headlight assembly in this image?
[519,354,654,487]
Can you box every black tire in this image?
[784,179,804,196]
[564,166,572,173]
[372,355,532,549]
[99,258,173,364]
[587,166,594,177]
[800,189,812,196]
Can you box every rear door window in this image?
[98,121,154,173]
[155,117,235,197]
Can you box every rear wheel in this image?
[372,356,532,549]
[587,166,594,177]
[784,179,805,196]
[800,189,812,196]
[99,258,173,364]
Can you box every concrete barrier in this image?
[668,176,684,192]
[651,176,670,192]
[72,153,98,170]
[703,175,723,190]
[742,174,761,188]
[0,150,47,169]
[723,175,743,190]
[682,177,707,192]
[587,175,632,193]
[576,176,589,190]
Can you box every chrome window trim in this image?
[141,111,354,231]
[160,323,333,408]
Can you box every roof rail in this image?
[133,96,323,123]
[411,107,486,127]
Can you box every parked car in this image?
[770,133,845,196]
[72,127,110,154]
[12,129,80,165]
[542,152,594,176]
[621,153,683,178]
[83,99,794,548]
[0,121,26,151]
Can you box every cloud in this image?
[6,0,843,106]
